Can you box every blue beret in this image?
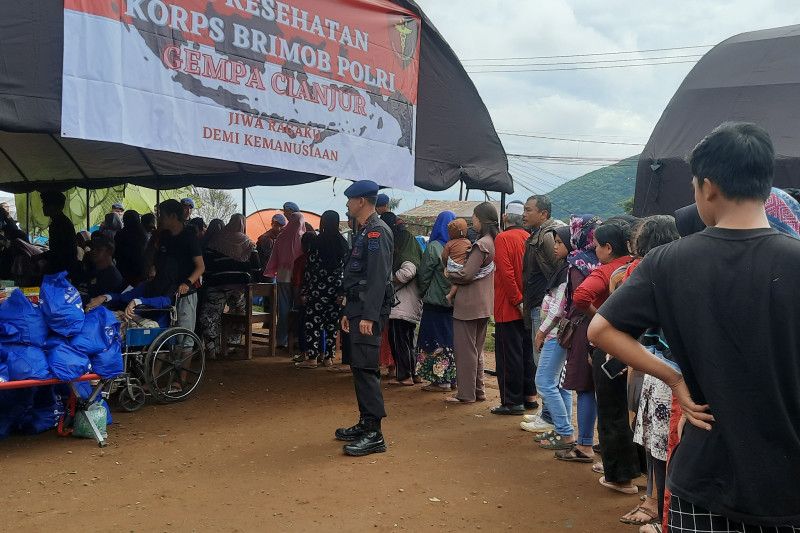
[344,180,380,199]
[376,193,390,207]
[283,201,300,212]
[272,213,288,226]
[111,202,124,210]
[181,198,195,208]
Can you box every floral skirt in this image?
[414,304,456,384]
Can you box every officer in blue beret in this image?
[375,193,390,215]
[335,180,394,456]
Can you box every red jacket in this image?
[573,255,632,310]
[493,227,529,323]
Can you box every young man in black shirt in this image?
[589,122,800,531]
[153,199,204,336]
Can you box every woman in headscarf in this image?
[97,211,123,240]
[199,213,258,359]
[204,218,225,248]
[446,202,498,403]
[264,211,306,349]
[415,210,458,392]
[295,211,349,368]
[386,215,423,385]
[114,210,148,285]
[553,215,601,463]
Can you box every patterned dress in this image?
[301,248,344,360]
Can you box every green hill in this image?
[547,155,639,220]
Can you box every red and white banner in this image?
[61,0,421,189]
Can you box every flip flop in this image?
[389,379,414,386]
[538,434,574,450]
[619,505,658,525]
[599,476,639,495]
[445,396,475,404]
[554,445,594,463]
[592,462,605,474]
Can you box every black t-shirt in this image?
[599,227,800,527]
[76,264,124,304]
[149,228,201,297]
[46,212,77,274]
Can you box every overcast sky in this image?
[244,0,800,217]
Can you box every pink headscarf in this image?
[263,211,306,276]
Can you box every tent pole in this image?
[464,188,470,201]
[242,187,247,220]
[500,192,506,229]
[458,180,464,201]
[85,188,91,231]
[25,192,30,237]
[156,189,160,211]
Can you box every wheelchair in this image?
[110,302,206,412]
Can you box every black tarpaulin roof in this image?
[634,25,800,216]
[0,1,513,194]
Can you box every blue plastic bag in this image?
[40,272,85,337]
[0,322,20,343]
[47,343,90,381]
[17,386,63,435]
[0,289,48,347]
[70,307,119,356]
[2,344,51,380]
[0,389,34,439]
[90,340,123,379]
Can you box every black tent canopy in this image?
[0,1,512,194]
[634,25,800,216]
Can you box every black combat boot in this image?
[334,418,367,441]
[342,418,386,456]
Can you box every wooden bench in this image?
[220,282,278,359]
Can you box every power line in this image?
[460,44,714,62]
[508,162,565,190]
[466,53,703,68]
[499,131,644,146]
[467,59,698,73]
[509,153,631,163]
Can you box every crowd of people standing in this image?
[1,122,798,532]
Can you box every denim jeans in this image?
[534,338,573,437]
[577,390,597,446]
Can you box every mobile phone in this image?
[601,357,627,380]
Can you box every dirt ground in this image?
[1,353,638,532]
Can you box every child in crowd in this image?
[441,218,470,304]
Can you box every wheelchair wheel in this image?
[117,383,146,412]
[144,327,205,403]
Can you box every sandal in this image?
[554,445,594,463]
[538,434,574,450]
[389,379,414,386]
[445,396,475,404]
[639,523,662,533]
[620,504,658,525]
[532,430,556,441]
[421,384,451,392]
[592,462,605,474]
[599,476,639,495]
